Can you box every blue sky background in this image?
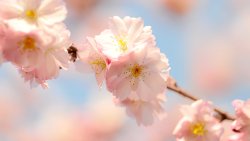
[0,0,250,140]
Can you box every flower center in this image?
[130,64,143,78]
[115,36,128,52]
[25,10,37,21]
[191,122,206,136]
[117,39,128,52]
[20,36,36,51]
[90,58,106,74]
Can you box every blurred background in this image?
[0,0,250,140]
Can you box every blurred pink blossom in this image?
[0,0,67,26]
[173,100,224,141]
[145,106,182,141]
[191,40,235,92]
[1,23,71,88]
[229,99,250,141]
[0,0,71,88]
[163,0,196,14]
[1,23,46,69]
[65,0,99,15]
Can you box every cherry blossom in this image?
[0,0,67,26]
[106,45,169,101]
[114,94,166,126]
[1,23,46,69]
[95,16,155,59]
[20,24,71,88]
[1,22,71,88]
[229,100,250,141]
[77,37,108,87]
[173,100,224,141]
[0,0,71,88]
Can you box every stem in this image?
[166,77,235,121]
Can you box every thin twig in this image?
[167,77,235,121]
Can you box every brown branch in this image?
[167,76,235,121]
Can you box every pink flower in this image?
[106,46,169,101]
[77,37,108,87]
[95,16,155,59]
[0,0,67,26]
[1,24,46,69]
[1,22,71,88]
[173,100,224,141]
[229,100,250,141]
[114,94,166,126]
[23,24,70,88]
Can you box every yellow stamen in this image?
[115,36,128,52]
[25,10,37,21]
[130,64,143,78]
[20,36,36,51]
[191,122,206,136]
[117,39,128,52]
[90,59,106,73]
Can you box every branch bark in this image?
[167,76,235,121]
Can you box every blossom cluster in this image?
[173,99,250,141]
[0,1,250,140]
[76,16,170,126]
[0,0,71,88]
[0,0,170,126]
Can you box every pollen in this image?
[117,39,128,52]
[25,10,37,21]
[115,36,128,52]
[130,64,143,78]
[191,122,206,136]
[20,36,36,51]
[90,58,106,74]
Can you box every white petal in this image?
[114,77,132,101]
[0,1,23,19]
[109,16,127,35]
[38,0,67,24]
